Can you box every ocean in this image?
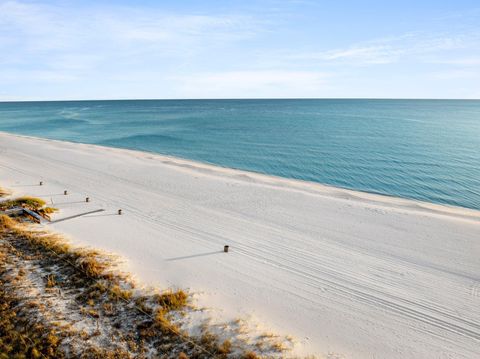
[0,99,479,210]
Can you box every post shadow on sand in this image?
[49,209,105,224]
[83,213,119,218]
[53,201,92,206]
[166,251,223,262]
[52,201,97,206]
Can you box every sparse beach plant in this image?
[0,196,46,210]
[0,189,289,358]
[153,289,188,310]
[242,351,260,359]
[0,195,57,220]
[218,338,232,355]
[45,274,57,288]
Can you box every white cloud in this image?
[0,0,263,68]
[286,32,480,66]
[312,45,403,64]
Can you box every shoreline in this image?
[2,131,479,223]
[1,131,479,358]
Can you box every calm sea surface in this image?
[0,99,479,210]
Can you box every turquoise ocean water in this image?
[0,99,479,210]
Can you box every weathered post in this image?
[224,245,229,253]
[39,181,43,186]
[118,209,122,215]
[64,190,68,195]
[86,197,90,203]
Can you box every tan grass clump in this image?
[0,214,16,229]
[109,284,133,301]
[75,254,109,279]
[242,352,261,359]
[153,289,188,311]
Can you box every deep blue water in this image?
[0,99,479,210]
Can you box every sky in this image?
[0,0,480,100]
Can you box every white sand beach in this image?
[0,131,479,358]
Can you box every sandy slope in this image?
[0,131,479,358]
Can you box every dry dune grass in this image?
[0,214,206,357]
[0,193,290,358]
[0,195,57,219]
[0,195,46,209]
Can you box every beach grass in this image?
[0,193,289,358]
[0,195,57,218]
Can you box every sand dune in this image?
[0,131,479,358]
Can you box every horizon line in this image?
[1,97,479,103]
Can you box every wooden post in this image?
[86,197,90,203]
[224,245,229,253]
[39,181,43,186]
[118,209,122,215]
[64,190,68,195]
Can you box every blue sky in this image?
[1,0,479,100]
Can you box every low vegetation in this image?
[0,191,291,358]
[0,195,57,220]
[0,195,47,209]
